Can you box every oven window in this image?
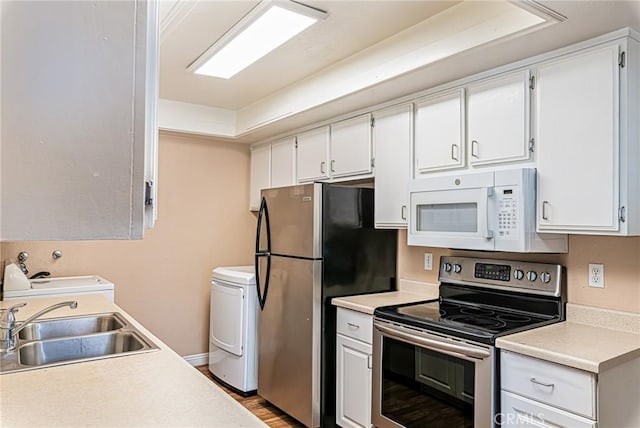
[381,337,474,428]
[416,203,478,233]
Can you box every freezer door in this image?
[262,184,321,259]
[258,255,321,428]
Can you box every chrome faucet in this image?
[0,301,78,352]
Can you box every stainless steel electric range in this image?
[372,256,566,428]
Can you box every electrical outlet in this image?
[588,263,605,288]
[424,253,433,271]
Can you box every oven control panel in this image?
[439,256,563,297]
[474,263,511,282]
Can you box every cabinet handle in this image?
[320,161,326,174]
[451,144,459,161]
[347,322,360,329]
[471,140,479,158]
[401,205,407,220]
[542,201,549,221]
[330,159,336,173]
[367,354,373,369]
[529,377,554,389]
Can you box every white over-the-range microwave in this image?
[408,168,568,253]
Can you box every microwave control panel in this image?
[496,187,519,237]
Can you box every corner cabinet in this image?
[373,104,412,228]
[336,308,373,428]
[535,38,640,235]
[0,0,159,240]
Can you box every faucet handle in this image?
[0,303,27,322]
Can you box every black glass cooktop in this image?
[375,298,559,345]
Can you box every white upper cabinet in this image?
[414,89,466,175]
[270,137,296,188]
[0,0,158,240]
[249,144,271,211]
[536,40,639,235]
[330,114,373,179]
[296,126,330,183]
[467,70,531,166]
[373,104,412,228]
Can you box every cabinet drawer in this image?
[501,351,596,419]
[501,390,596,428]
[337,308,373,344]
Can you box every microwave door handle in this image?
[375,323,490,360]
[480,187,494,240]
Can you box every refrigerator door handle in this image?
[255,197,272,310]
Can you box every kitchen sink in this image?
[18,313,125,340]
[0,312,159,374]
[19,331,150,366]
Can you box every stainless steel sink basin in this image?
[18,313,125,340]
[0,312,159,374]
[19,331,151,366]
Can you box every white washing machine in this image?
[208,266,258,394]
[3,275,115,302]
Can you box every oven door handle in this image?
[375,322,491,360]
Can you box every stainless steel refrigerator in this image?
[254,183,397,428]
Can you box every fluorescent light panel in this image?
[193,2,323,79]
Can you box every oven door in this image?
[372,320,494,428]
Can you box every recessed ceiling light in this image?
[190,1,327,79]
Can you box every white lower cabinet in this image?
[500,350,640,428]
[336,308,373,428]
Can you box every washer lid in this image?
[4,275,114,298]
[212,266,256,285]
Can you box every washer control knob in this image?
[453,264,462,274]
[443,263,452,272]
[540,272,551,283]
[526,271,538,282]
[514,270,524,280]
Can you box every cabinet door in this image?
[249,144,271,211]
[330,114,373,178]
[536,44,620,232]
[373,104,412,228]
[296,127,329,183]
[271,137,296,188]
[0,0,156,240]
[414,89,465,174]
[336,334,372,428]
[467,70,531,166]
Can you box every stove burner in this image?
[459,307,495,316]
[496,313,532,323]
[446,315,508,330]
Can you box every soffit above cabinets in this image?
[158,0,640,143]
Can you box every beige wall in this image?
[398,230,640,313]
[1,132,256,356]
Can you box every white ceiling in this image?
[158,1,640,143]
[159,0,461,110]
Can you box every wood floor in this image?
[196,365,304,428]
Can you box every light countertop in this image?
[496,305,640,373]
[0,295,266,427]
[331,281,439,315]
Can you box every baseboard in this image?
[184,352,209,367]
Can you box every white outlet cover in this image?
[588,263,604,288]
[424,253,433,271]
